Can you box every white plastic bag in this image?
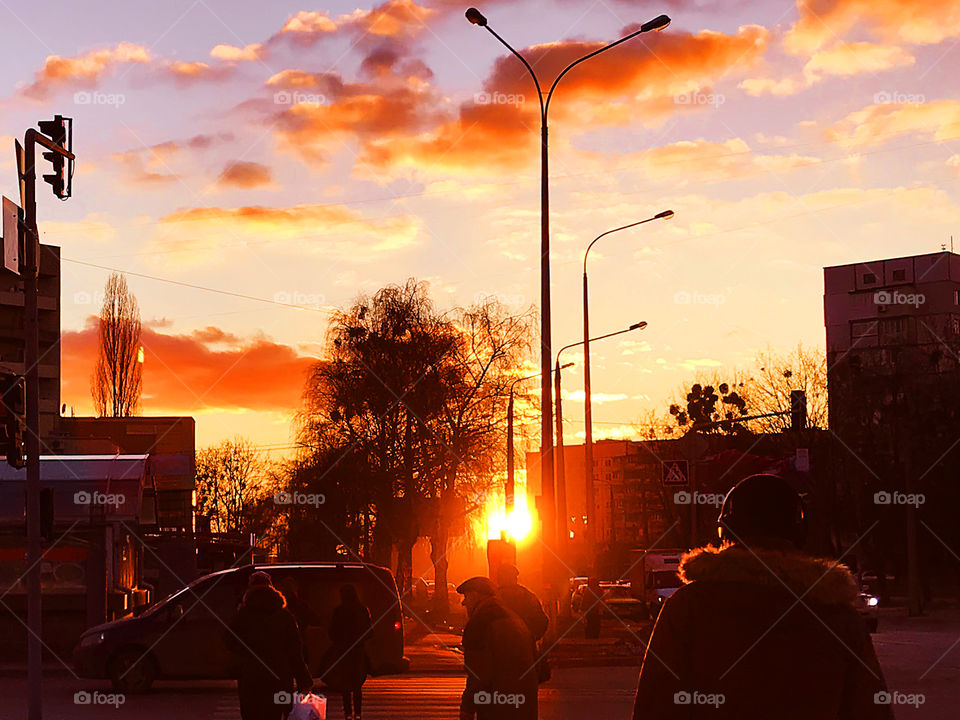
[288,693,327,720]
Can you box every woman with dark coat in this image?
[324,584,372,720]
[226,571,313,720]
[633,475,893,720]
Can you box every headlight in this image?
[79,632,105,647]
[867,596,879,607]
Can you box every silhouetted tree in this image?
[92,273,142,416]
[195,437,267,535]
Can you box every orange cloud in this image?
[210,43,265,62]
[483,25,768,110]
[784,0,960,55]
[216,161,274,189]
[275,0,434,45]
[360,25,768,177]
[827,99,960,147]
[20,42,150,99]
[61,321,316,413]
[624,137,819,182]
[147,203,422,262]
[742,41,915,96]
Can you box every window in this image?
[954,290,959,306]
[953,317,960,335]
[879,316,912,345]
[892,269,906,282]
[851,320,878,343]
[863,273,877,284]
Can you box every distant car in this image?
[73,562,408,693]
[571,581,645,621]
[856,592,879,633]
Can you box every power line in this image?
[60,257,333,313]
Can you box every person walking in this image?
[457,576,538,720]
[226,571,313,720]
[633,474,894,719]
[496,564,549,681]
[323,584,372,720]
[582,577,603,639]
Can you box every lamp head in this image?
[640,14,671,32]
[655,209,675,220]
[466,8,488,26]
[630,322,648,331]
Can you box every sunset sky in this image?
[3,0,959,455]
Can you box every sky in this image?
[2,0,959,457]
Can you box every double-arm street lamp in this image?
[467,7,671,573]
[554,323,647,558]
[582,211,673,561]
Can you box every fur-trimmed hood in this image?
[679,543,859,608]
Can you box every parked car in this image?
[73,562,409,693]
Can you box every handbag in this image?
[289,693,327,720]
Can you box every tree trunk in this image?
[431,520,450,619]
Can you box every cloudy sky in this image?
[3,0,959,455]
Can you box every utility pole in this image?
[14,116,74,720]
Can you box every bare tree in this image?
[743,344,828,432]
[92,273,143,416]
[195,437,267,534]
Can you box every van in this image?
[73,562,409,692]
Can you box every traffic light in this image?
[0,372,26,468]
[790,389,807,431]
[37,115,72,200]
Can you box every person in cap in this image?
[632,474,893,719]
[457,576,538,720]
[496,564,549,681]
[226,570,313,720]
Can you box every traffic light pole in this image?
[20,127,73,720]
[22,129,43,720]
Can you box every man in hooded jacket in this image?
[226,571,313,720]
[457,576,538,720]
[633,474,894,720]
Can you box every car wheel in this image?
[109,648,157,693]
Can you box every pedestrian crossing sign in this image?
[662,460,689,486]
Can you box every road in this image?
[1,606,959,719]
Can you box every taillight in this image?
[393,621,402,631]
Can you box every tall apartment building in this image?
[824,251,960,460]
[0,243,60,438]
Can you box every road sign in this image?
[662,459,689,486]
[2,197,22,275]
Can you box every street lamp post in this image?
[582,211,673,562]
[466,6,670,583]
[555,323,647,561]
[506,364,573,517]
